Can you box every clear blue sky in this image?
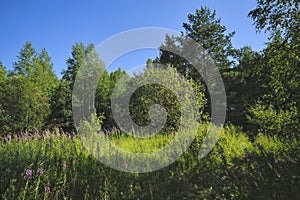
[0,0,267,77]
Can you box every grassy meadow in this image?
[0,125,299,199]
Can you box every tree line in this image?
[0,0,299,139]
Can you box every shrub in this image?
[247,101,299,138]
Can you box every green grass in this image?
[109,133,173,153]
[0,125,299,199]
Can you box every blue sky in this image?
[0,0,268,76]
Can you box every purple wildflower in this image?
[37,167,44,175]
[274,159,279,164]
[46,186,51,192]
[26,169,33,178]
[55,127,60,133]
[45,130,50,137]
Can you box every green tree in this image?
[247,35,300,137]
[62,42,98,89]
[0,61,6,83]
[49,43,106,131]
[1,42,58,133]
[12,42,58,98]
[12,42,36,76]
[246,0,300,137]
[158,7,235,81]
[31,48,58,98]
[124,66,206,134]
[0,62,8,133]
[182,7,235,72]
[248,0,299,42]
[0,75,48,133]
[156,7,235,123]
[224,46,266,128]
[47,80,73,131]
[95,68,129,129]
[95,70,111,128]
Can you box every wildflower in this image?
[55,127,60,133]
[44,130,50,137]
[274,159,279,164]
[37,167,44,175]
[46,186,51,192]
[26,169,33,178]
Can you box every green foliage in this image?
[183,7,235,71]
[51,43,106,131]
[225,1,300,132]
[247,102,299,138]
[245,34,300,137]
[0,126,298,199]
[125,67,206,134]
[158,7,235,80]
[62,42,105,96]
[248,0,300,42]
[0,42,58,134]
[224,46,263,127]
[0,75,50,133]
[96,68,130,129]
[77,113,103,137]
[12,44,58,99]
[0,61,6,83]
[0,1,299,198]
[31,48,58,98]
[12,42,36,77]
[46,80,73,131]
[156,7,236,123]
[262,35,300,108]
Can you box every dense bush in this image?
[125,67,206,134]
[248,102,299,138]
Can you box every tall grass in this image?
[0,125,299,199]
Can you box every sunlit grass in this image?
[0,125,298,199]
